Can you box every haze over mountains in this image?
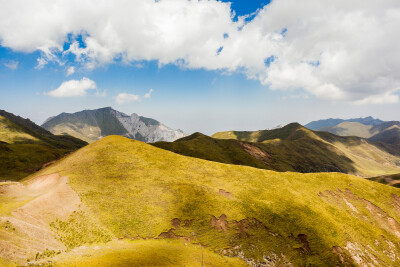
[42,107,186,143]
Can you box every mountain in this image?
[306,118,400,156]
[42,107,187,143]
[318,122,376,138]
[2,136,400,266]
[368,122,400,156]
[0,110,87,181]
[205,123,400,177]
[305,116,384,130]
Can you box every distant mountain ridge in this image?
[42,107,187,143]
[305,116,384,130]
[154,123,400,177]
[305,117,400,155]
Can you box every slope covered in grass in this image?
[209,123,400,177]
[4,135,399,266]
[51,239,246,266]
[305,116,384,130]
[369,124,400,156]
[0,110,87,181]
[318,122,375,138]
[369,173,400,188]
[153,131,357,174]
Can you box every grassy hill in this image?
[306,118,400,156]
[305,116,384,130]
[208,123,400,177]
[369,173,400,188]
[318,122,375,138]
[2,136,400,265]
[0,110,87,181]
[153,131,357,174]
[368,124,400,156]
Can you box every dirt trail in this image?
[0,173,81,264]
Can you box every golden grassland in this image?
[50,239,247,266]
[17,135,400,266]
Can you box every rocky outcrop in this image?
[112,109,186,142]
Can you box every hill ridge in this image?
[0,110,87,181]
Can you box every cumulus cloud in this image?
[354,92,399,105]
[143,89,153,99]
[1,0,399,103]
[45,77,96,97]
[115,89,154,104]
[4,60,18,69]
[66,66,75,76]
[115,93,140,104]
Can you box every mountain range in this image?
[42,107,187,143]
[305,116,385,130]
[154,123,400,177]
[306,117,400,157]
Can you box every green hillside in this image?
[2,136,400,265]
[153,131,357,174]
[208,123,400,177]
[0,110,87,181]
[305,118,400,156]
[369,124,400,156]
[369,173,400,188]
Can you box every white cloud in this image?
[95,90,107,97]
[143,89,153,99]
[354,92,399,105]
[115,93,140,104]
[45,77,96,97]
[35,57,47,70]
[115,89,154,104]
[1,0,400,103]
[66,66,75,76]
[4,60,18,69]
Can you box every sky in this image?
[0,0,399,135]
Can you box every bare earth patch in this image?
[0,173,81,264]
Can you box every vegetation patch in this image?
[50,210,112,249]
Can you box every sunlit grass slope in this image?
[32,135,400,265]
[154,131,357,174]
[211,123,400,177]
[52,239,246,266]
[0,111,87,181]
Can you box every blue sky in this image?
[0,0,399,134]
